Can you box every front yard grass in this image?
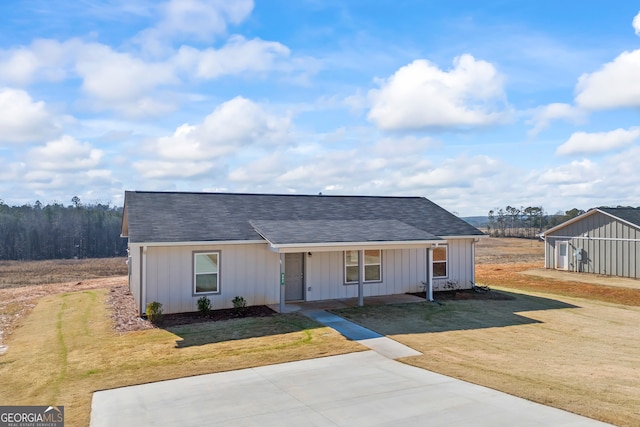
[0,289,363,427]
[332,289,640,427]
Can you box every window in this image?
[194,252,220,294]
[345,250,382,283]
[432,246,448,278]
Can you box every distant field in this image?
[0,258,127,289]
[475,237,544,264]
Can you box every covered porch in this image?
[249,219,443,312]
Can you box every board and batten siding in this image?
[545,211,640,279]
[128,238,477,314]
[135,243,280,314]
[433,239,475,290]
[304,239,475,301]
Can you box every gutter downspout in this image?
[141,245,147,315]
[427,246,434,302]
[279,254,285,313]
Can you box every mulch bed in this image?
[407,288,515,301]
[105,284,276,332]
[159,306,276,327]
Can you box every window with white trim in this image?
[194,252,220,294]
[432,246,448,278]
[345,250,382,283]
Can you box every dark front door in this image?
[285,253,304,301]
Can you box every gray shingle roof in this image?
[122,191,484,244]
[599,207,640,228]
[250,220,440,245]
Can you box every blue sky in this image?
[1,0,639,216]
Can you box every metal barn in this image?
[541,208,640,279]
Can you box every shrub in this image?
[146,301,164,324]
[197,296,211,316]
[231,296,248,317]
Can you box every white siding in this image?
[432,239,474,291]
[137,239,476,314]
[127,244,142,313]
[143,243,280,314]
[305,248,430,301]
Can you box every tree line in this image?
[486,206,587,238]
[0,197,127,260]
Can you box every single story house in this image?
[541,207,640,278]
[121,191,485,314]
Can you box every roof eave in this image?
[266,239,443,253]
[126,240,267,247]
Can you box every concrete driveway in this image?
[91,351,612,427]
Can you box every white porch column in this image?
[141,245,148,314]
[426,246,434,302]
[358,249,364,307]
[279,253,285,313]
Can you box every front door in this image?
[285,253,304,301]
[556,241,569,270]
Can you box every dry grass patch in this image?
[477,262,640,306]
[332,292,640,427]
[0,289,363,427]
[0,258,127,289]
[476,237,544,264]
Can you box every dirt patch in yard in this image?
[477,262,640,306]
[0,276,127,350]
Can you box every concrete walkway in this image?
[91,351,613,427]
[303,309,422,359]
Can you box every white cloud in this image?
[556,128,640,156]
[229,151,286,183]
[133,160,217,179]
[367,55,507,130]
[0,39,76,86]
[575,49,640,110]
[28,135,103,170]
[75,43,178,115]
[134,97,291,179]
[633,11,640,36]
[371,136,440,157]
[0,88,59,143]
[174,35,290,79]
[527,103,584,136]
[162,0,252,38]
[135,0,254,54]
[537,159,598,185]
[396,155,500,189]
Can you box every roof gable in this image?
[598,207,640,229]
[122,191,483,244]
[542,207,640,236]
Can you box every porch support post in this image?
[279,253,285,313]
[141,245,148,315]
[427,246,434,302]
[358,249,364,307]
